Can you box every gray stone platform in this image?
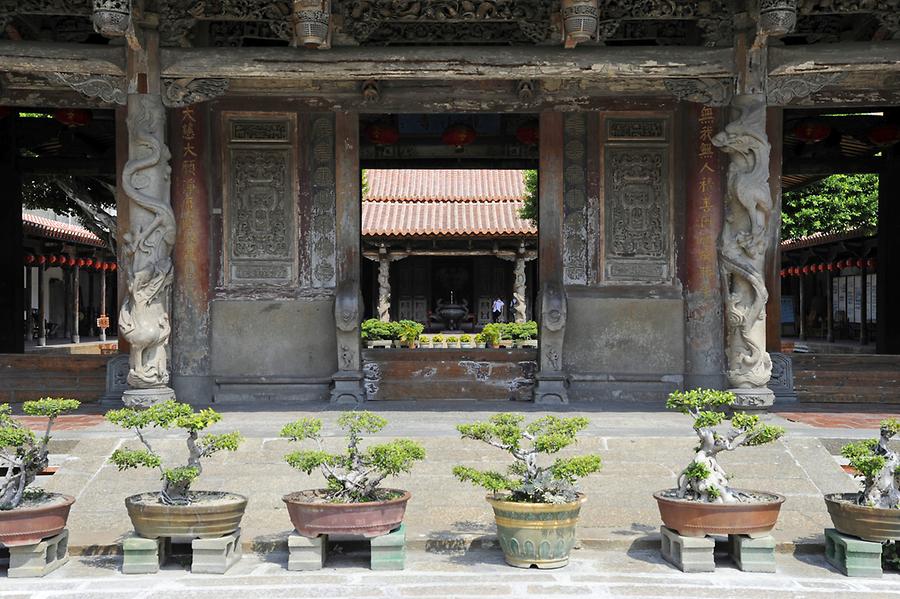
[28,401,861,558]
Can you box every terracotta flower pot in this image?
[125,491,247,539]
[0,493,74,546]
[825,492,900,542]
[486,494,586,569]
[283,489,410,538]
[654,489,784,537]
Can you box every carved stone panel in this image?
[308,115,337,288]
[602,137,671,284]
[563,113,588,285]
[224,115,297,286]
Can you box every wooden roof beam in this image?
[0,41,124,75]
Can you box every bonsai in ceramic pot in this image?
[655,389,786,538]
[0,398,80,546]
[106,400,246,539]
[280,411,425,538]
[361,319,393,348]
[481,324,501,349]
[453,413,601,568]
[825,418,900,542]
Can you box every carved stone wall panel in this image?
[601,117,672,284]
[308,114,337,289]
[224,114,297,286]
[563,113,588,285]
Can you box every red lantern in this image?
[84,258,93,268]
[816,264,824,272]
[109,263,117,272]
[24,255,35,265]
[793,120,832,144]
[48,255,58,265]
[441,123,477,151]
[791,266,800,276]
[867,123,900,147]
[76,258,85,267]
[53,108,92,127]
[102,262,110,270]
[779,269,786,278]
[363,123,400,146]
[867,258,877,269]
[855,258,864,269]
[802,265,811,275]
[66,257,76,267]
[515,121,539,146]
[36,255,46,265]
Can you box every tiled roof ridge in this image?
[22,212,105,247]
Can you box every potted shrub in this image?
[481,324,501,349]
[419,335,434,349]
[825,418,900,541]
[515,321,539,348]
[0,398,80,546]
[105,400,246,539]
[280,411,425,537]
[398,320,424,349]
[460,334,475,348]
[446,335,460,349]
[432,334,446,348]
[654,389,786,538]
[390,321,404,348]
[362,319,393,349]
[474,332,487,349]
[453,413,602,568]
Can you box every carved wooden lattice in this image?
[225,115,297,285]
[602,117,671,284]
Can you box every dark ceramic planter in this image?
[654,489,784,538]
[283,489,410,538]
[825,492,900,542]
[125,491,247,539]
[0,493,74,546]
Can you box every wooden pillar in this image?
[99,269,107,342]
[765,107,783,352]
[798,276,806,341]
[37,264,46,346]
[170,103,212,401]
[0,114,24,353]
[534,111,568,404]
[332,111,365,404]
[860,263,869,345]
[683,104,725,390]
[72,264,80,344]
[877,118,900,354]
[826,269,834,342]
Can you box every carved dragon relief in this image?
[119,94,177,390]
[713,95,773,391]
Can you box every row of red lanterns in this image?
[780,258,876,277]
[363,121,540,148]
[24,254,117,271]
[792,120,900,147]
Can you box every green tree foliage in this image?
[781,174,878,240]
[453,413,601,503]
[0,398,80,509]
[840,418,900,508]
[281,411,425,503]
[106,401,243,505]
[518,169,538,227]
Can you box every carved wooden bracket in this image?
[765,71,848,105]
[41,72,229,107]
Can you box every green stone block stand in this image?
[824,528,883,578]
[286,524,406,571]
[122,529,242,575]
[122,534,170,574]
[728,534,776,573]
[3,529,70,578]
[660,526,715,573]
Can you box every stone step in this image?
[797,390,900,404]
[0,354,112,403]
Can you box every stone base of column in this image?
[172,375,214,405]
[122,386,176,408]
[729,387,774,411]
[331,371,365,405]
[534,374,568,404]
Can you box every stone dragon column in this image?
[513,255,527,324]
[377,254,391,322]
[118,93,177,407]
[714,94,775,408]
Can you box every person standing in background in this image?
[492,297,505,323]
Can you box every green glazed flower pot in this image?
[486,494,586,569]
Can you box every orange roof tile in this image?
[23,213,104,247]
[362,169,535,237]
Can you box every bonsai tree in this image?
[841,418,900,508]
[397,320,424,346]
[361,318,394,341]
[0,398,80,510]
[453,413,601,503]
[106,400,243,506]
[460,334,473,343]
[480,324,501,347]
[432,334,445,344]
[280,411,425,503]
[666,389,785,503]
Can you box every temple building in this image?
[0,1,898,406]
[361,169,537,328]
